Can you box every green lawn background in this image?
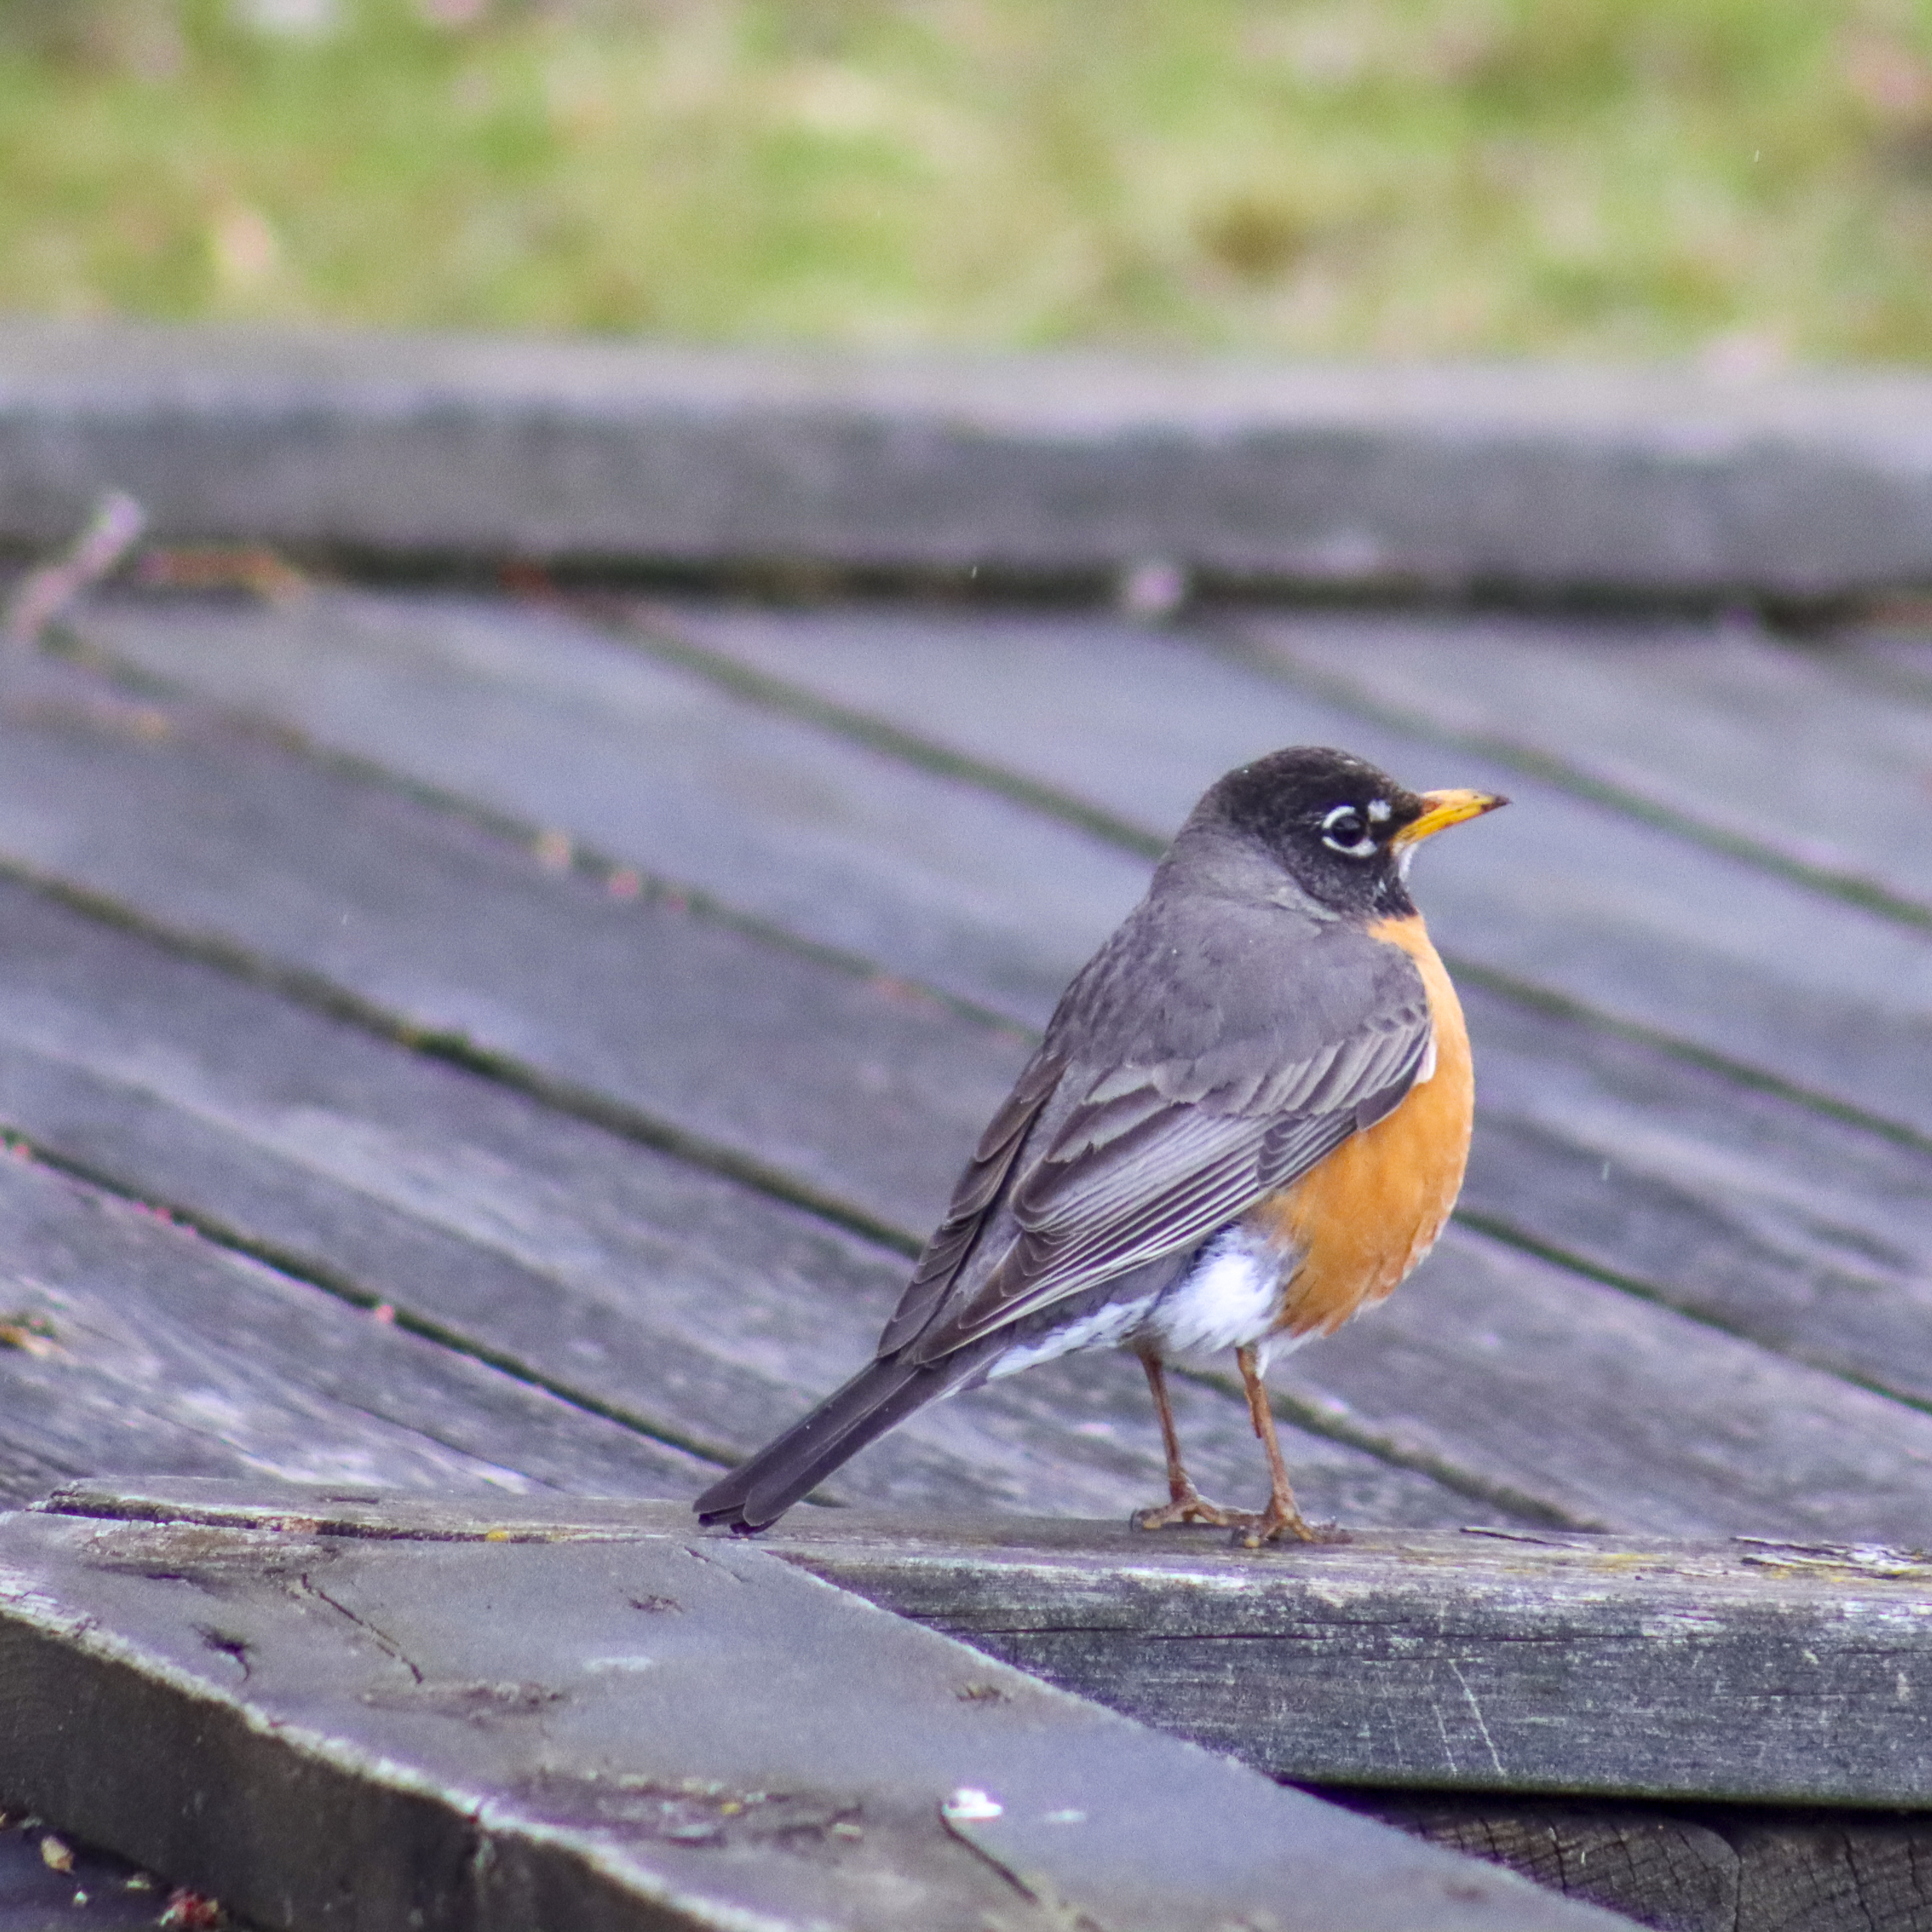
[5,0,1932,364]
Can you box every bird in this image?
[695,745,1506,1546]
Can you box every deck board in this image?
[48,1480,1932,1813]
[75,591,1150,1024]
[8,327,1932,1930]
[1,564,1928,1925]
[0,1146,702,1505]
[0,659,1017,1239]
[1460,982,1932,1406]
[1304,1226,1932,1542]
[0,1485,1621,1932]
[0,628,1925,1540]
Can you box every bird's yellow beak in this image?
[1392,788,1510,848]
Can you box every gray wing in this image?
[881,893,1434,1365]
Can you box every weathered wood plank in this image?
[51,1480,1932,1815]
[1282,1224,1932,1543]
[1352,1793,1932,1932]
[1234,606,1932,922]
[21,319,1932,597]
[75,590,1150,1024]
[68,596,1932,1419]
[0,651,1016,1239]
[0,1142,705,1508]
[1835,624,1932,705]
[0,1487,1615,1932]
[1337,1795,1741,1932]
[638,599,1932,1138]
[766,1515,1932,1811]
[623,599,1932,1434]
[1460,981,1932,1411]
[0,870,1469,1530]
[2,652,1931,1540]
[1724,1812,1932,1932]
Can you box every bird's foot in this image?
[1231,1505,1351,1550]
[1133,1485,1251,1531]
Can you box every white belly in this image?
[979,1224,1300,1384]
[1143,1225,1295,1370]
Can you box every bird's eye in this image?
[1320,804,1378,858]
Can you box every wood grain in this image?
[50,1482,1932,1816]
[1354,1793,1932,1932]
[1278,1221,1932,1543]
[1,1487,1612,1932]
[1341,1796,1739,1932]
[756,1509,1932,1809]
[0,1143,705,1506]
[0,652,1021,1238]
[76,590,1150,1025]
[75,594,1932,1414]
[1724,1812,1932,1932]
[1461,981,1932,1408]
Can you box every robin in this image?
[695,746,1506,1545]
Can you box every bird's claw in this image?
[1133,1487,1250,1531]
[1233,1511,1351,1549]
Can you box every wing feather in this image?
[874,1045,1066,1356]
[888,889,1438,1367]
[904,1012,1428,1362]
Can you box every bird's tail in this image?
[694,1350,979,1533]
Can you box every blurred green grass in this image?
[5,0,1932,362]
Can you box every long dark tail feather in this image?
[694,1351,979,1533]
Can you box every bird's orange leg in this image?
[1131,1350,1250,1531]
[1232,1342,1343,1548]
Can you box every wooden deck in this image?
[2,571,1932,1929]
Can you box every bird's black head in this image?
[1192,745,1506,921]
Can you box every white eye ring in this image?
[1321,803,1378,859]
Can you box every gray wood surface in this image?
[0,1130,703,1508]
[1286,1223,1932,1543]
[8,357,1932,1932]
[1341,1796,1742,1932]
[636,598,1932,1139]
[2,643,1931,1540]
[763,1511,1932,1810]
[50,1481,1932,1815]
[0,1484,1620,1932]
[1461,982,1932,1411]
[0,872,1468,1530]
[76,590,1150,1024]
[542,598,1932,1479]
[20,318,1932,597]
[1344,1794,1932,1932]
[1838,624,1932,708]
[0,648,1017,1240]
[77,594,1932,1407]
[1722,1813,1932,1932]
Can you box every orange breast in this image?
[1247,913,1473,1339]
